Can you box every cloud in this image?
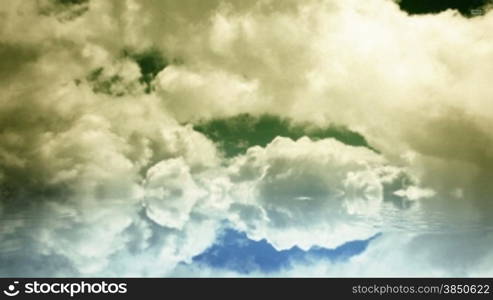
[144,158,205,229]
[0,0,492,277]
[225,137,424,250]
[150,0,493,226]
[277,231,493,277]
[172,231,493,277]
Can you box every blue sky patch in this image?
[191,229,380,274]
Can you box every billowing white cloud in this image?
[0,0,492,277]
[144,158,205,229]
[275,231,493,277]
[226,137,412,250]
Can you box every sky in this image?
[0,0,493,277]
[184,228,378,275]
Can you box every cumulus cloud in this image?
[0,0,492,277]
[226,137,414,249]
[276,231,493,277]
[144,158,206,229]
[172,230,493,277]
